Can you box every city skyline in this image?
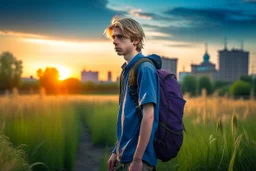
[0,0,255,80]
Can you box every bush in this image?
[213,80,230,92]
[198,76,212,95]
[216,85,230,96]
[181,75,197,96]
[230,80,251,97]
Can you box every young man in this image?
[104,16,161,171]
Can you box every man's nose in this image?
[113,38,118,45]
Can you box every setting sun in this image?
[57,66,71,80]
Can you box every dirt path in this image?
[73,124,108,171]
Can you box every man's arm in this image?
[133,103,154,160]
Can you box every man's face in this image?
[112,27,134,56]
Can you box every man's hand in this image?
[107,153,117,171]
[128,158,143,171]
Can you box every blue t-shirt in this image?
[113,53,160,166]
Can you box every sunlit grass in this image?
[92,95,256,171]
[0,94,81,171]
[0,131,30,171]
[77,101,118,145]
[1,93,255,171]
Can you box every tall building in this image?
[218,44,249,82]
[81,69,99,83]
[191,44,217,80]
[107,71,112,82]
[161,57,178,76]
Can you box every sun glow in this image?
[57,66,71,80]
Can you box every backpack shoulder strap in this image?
[128,58,155,87]
[128,58,155,119]
[118,58,153,105]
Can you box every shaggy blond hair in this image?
[104,16,145,52]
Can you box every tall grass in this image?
[82,95,256,171]
[74,101,118,146]
[161,96,256,170]
[1,93,255,171]
[0,129,29,171]
[0,95,81,171]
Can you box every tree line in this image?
[181,75,256,98]
[0,51,255,97]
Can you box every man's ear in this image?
[132,38,140,46]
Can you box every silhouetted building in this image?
[21,76,38,83]
[161,57,178,76]
[107,71,112,82]
[191,44,217,80]
[116,76,120,83]
[81,69,99,83]
[218,45,249,82]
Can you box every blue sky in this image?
[1,0,256,42]
[0,0,255,79]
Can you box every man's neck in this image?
[124,50,140,63]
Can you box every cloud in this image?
[1,1,255,45]
[224,0,256,9]
[142,7,256,43]
[129,9,152,20]
[143,24,166,29]
[106,2,172,21]
[142,24,174,41]
[106,3,132,12]
[128,11,173,21]
[22,38,112,52]
[0,30,49,39]
[165,44,196,48]
[164,7,256,23]
[145,31,171,37]
[107,3,153,20]
[244,0,256,2]
[242,0,256,6]
[0,0,123,40]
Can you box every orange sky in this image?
[0,31,255,81]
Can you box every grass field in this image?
[0,95,82,171]
[0,93,255,171]
[82,95,256,171]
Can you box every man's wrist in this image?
[133,157,142,161]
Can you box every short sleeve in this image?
[137,62,157,108]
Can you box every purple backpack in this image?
[127,57,186,162]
